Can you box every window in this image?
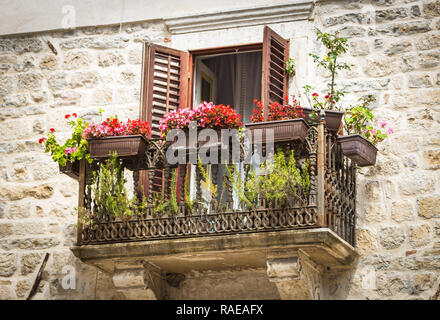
[139,26,289,197]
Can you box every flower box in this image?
[87,135,149,159]
[167,128,229,161]
[302,108,344,132]
[338,134,377,167]
[245,118,309,144]
[59,160,80,180]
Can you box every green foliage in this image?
[286,58,296,76]
[184,167,196,212]
[259,149,309,206]
[148,170,179,217]
[169,170,179,215]
[91,152,136,218]
[91,152,181,218]
[226,164,255,209]
[42,116,92,166]
[304,30,352,111]
[344,95,392,145]
[197,158,228,212]
[227,149,310,209]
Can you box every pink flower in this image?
[64,147,77,154]
[388,128,394,134]
[380,121,387,128]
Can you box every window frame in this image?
[188,43,263,107]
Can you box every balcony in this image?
[71,121,358,300]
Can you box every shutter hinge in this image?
[188,72,191,80]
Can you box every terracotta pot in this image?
[302,108,344,132]
[87,135,149,159]
[338,134,377,167]
[59,160,80,180]
[245,118,309,144]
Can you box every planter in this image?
[245,119,309,144]
[302,108,344,132]
[59,160,80,180]
[87,135,149,159]
[338,134,377,167]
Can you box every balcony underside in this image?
[71,228,357,274]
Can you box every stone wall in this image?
[312,0,440,300]
[0,22,171,299]
[0,0,439,300]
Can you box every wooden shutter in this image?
[261,26,289,119]
[140,43,189,197]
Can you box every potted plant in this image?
[83,116,151,160]
[159,101,243,151]
[246,97,309,144]
[338,95,394,166]
[301,31,352,132]
[38,113,92,180]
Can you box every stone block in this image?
[384,40,412,55]
[98,52,125,67]
[423,1,440,17]
[398,173,435,196]
[15,280,30,298]
[0,223,12,239]
[408,224,431,248]
[17,72,42,91]
[21,253,44,275]
[423,150,440,169]
[39,55,57,70]
[11,39,42,54]
[391,200,415,222]
[408,74,433,88]
[418,195,440,219]
[63,51,90,70]
[416,34,440,50]
[1,237,60,250]
[419,50,440,68]
[376,272,410,296]
[0,253,16,276]
[376,7,409,23]
[355,228,379,255]
[380,226,406,249]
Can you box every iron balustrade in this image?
[76,121,356,246]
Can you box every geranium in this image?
[250,96,305,123]
[159,101,243,138]
[39,113,91,166]
[344,95,394,145]
[83,116,151,139]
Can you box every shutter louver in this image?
[261,26,289,119]
[140,43,189,197]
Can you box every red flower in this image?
[38,137,47,144]
[72,113,77,117]
[49,128,55,132]
[325,94,330,99]
[312,93,318,97]
[65,114,71,119]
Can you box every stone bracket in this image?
[112,260,185,300]
[266,250,324,300]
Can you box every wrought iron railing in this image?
[76,121,356,247]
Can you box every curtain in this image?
[203,51,261,123]
[202,51,262,207]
